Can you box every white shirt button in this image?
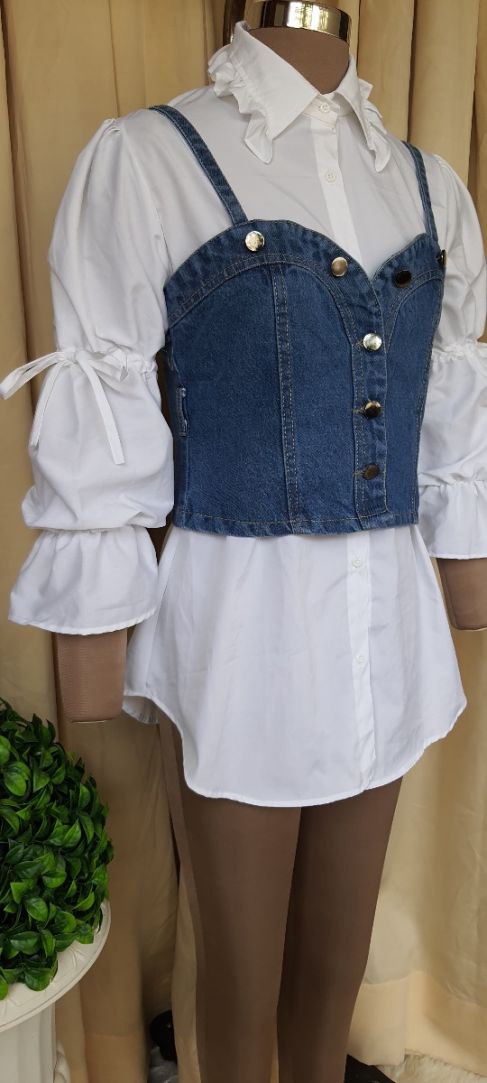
[325,170,337,183]
[352,558,363,568]
[355,654,366,665]
[319,101,331,113]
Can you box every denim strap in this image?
[149,104,248,227]
[401,141,439,245]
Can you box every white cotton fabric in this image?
[2,21,487,805]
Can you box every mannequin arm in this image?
[53,630,128,723]
[436,557,487,631]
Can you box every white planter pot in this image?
[0,901,111,1083]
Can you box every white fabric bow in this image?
[0,347,126,465]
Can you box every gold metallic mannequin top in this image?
[56,1,487,726]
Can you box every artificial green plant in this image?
[0,699,113,998]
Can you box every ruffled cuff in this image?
[9,526,159,634]
[417,339,487,557]
[417,478,487,558]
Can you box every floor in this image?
[148,1049,487,1082]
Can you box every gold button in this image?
[362,333,383,352]
[331,256,349,277]
[362,463,380,480]
[363,400,382,419]
[437,249,447,268]
[245,230,265,252]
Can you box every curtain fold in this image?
[0,2,485,1080]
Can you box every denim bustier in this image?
[150,104,446,538]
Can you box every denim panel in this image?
[166,266,291,527]
[151,106,447,537]
[385,275,445,517]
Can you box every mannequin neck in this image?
[249,26,350,94]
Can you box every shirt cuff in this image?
[417,478,487,558]
[9,526,159,634]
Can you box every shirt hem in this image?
[122,687,468,807]
[428,551,487,560]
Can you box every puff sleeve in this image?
[0,116,174,633]
[417,154,487,557]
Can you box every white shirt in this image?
[2,22,487,805]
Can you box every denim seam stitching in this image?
[166,256,385,329]
[172,510,403,525]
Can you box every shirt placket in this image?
[309,100,377,785]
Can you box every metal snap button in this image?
[362,333,383,352]
[331,256,349,277]
[245,230,265,252]
[437,249,447,267]
[362,400,382,418]
[393,268,412,288]
[362,464,380,480]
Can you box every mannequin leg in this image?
[276,777,403,1083]
[159,714,301,1083]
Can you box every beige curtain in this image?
[0,2,486,1081]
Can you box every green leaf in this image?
[54,932,77,952]
[42,855,67,891]
[24,896,49,923]
[53,910,76,934]
[8,932,40,955]
[5,842,25,865]
[39,720,56,748]
[67,857,82,879]
[0,808,20,833]
[78,784,91,810]
[2,941,19,960]
[16,850,52,879]
[40,929,55,958]
[3,764,29,797]
[75,923,95,945]
[32,764,50,793]
[48,821,68,846]
[10,880,35,904]
[91,866,108,891]
[65,879,77,900]
[38,748,53,769]
[32,787,51,811]
[0,975,8,1000]
[79,813,95,845]
[0,735,12,766]
[23,966,54,992]
[63,821,82,849]
[1,967,21,985]
[2,901,17,914]
[51,764,66,785]
[75,891,95,913]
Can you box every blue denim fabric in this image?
[150,103,446,537]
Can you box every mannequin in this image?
[53,0,487,726]
[1,5,483,1082]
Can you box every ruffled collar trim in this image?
[208,21,390,170]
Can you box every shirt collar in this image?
[208,20,390,171]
